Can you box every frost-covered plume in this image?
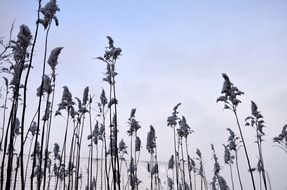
[135,136,141,152]
[146,125,156,154]
[223,144,234,165]
[178,116,193,139]
[167,103,181,127]
[168,155,174,169]
[217,73,244,110]
[151,163,159,176]
[56,86,75,114]
[10,25,32,63]
[273,124,287,153]
[97,36,121,85]
[187,155,196,172]
[47,47,63,78]
[196,149,203,176]
[245,101,266,143]
[211,144,220,175]
[10,25,32,87]
[104,36,122,61]
[29,121,38,136]
[37,74,52,96]
[119,139,127,154]
[53,143,61,160]
[75,87,89,114]
[82,86,89,106]
[88,121,101,145]
[42,101,52,121]
[32,141,41,159]
[100,89,107,107]
[14,118,21,136]
[127,108,141,136]
[226,128,236,151]
[38,0,60,29]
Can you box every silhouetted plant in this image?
[196,148,208,190]
[146,125,157,190]
[226,128,243,190]
[178,115,194,190]
[245,101,268,190]
[167,103,181,189]
[217,73,256,190]
[210,144,230,190]
[223,144,235,190]
[97,36,122,190]
[127,108,141,190]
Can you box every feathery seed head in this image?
[38,0,60,28]
[48,47,63,73]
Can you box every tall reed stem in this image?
[233,109,256,190]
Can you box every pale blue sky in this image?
[1,0,287,189]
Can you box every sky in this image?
[1,0,287,189]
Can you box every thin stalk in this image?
[100,142,104,190]
[256,128,268,190]
[96,145,99,188]
[37,95,51,189]
[19,1,41,189]
[266,171,272,190]
[13,110,38,189]
[108,81,116,190]
[43,76,57,190]
[5,88,20,190]
[235,150,244,190]
[24,137,34,184]
[172,125,179,190]
[13,155,20,190]
[72,121,80,190]
[193,171,196,190]
[0,84,8,150]
[150,153,153,190]
[0,104,14,190]
[111,79,120,189]
[233,109,256,190]
[88,100,93,189]
[55,110,70,190]
[75,114,86,190]
[102,109,110,190]
[134,133,140,190]
[31,22,52,190]
[180,138,186,188]
[259,170,262,190]
[87,149,91,189]
[74,117,81,190]
[155,147,159,190]
[67,121,77,190]
[71,121,78,190]
[229,162,235,190]
[185,139,193,190]
[200,177,203,190]
[130,135,133,189]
